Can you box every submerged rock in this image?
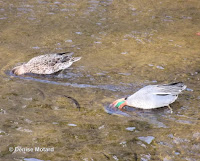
[138,136,155,144]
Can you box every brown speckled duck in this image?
[12,52,81,75]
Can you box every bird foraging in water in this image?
[12,52,81,75]
[109,82,187,113]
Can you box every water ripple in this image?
[7,70,132,92]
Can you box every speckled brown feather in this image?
[12,52,81,75]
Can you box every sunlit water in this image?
[0,0,200,160]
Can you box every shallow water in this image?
[1,0,200,160]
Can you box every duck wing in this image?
[130,82,186,97]
[153,82,187,95]
[127,82,186,109]
[26,52,73,66]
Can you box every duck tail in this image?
[71,57,82,62]
[168,82,187,91]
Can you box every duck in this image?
[12,52,81,75]
[109,82,187,113]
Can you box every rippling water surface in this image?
[1,0,200,160]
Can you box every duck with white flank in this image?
[109,82,187,113]
[12,52,81,75]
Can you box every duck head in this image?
[109,98,127,110]
[12,65,26,75]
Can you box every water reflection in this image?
[7,70,134,92]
